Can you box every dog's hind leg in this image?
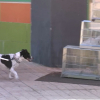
[9,71,13,79]
[10,67,19,79]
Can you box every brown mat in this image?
[36,72,100,86]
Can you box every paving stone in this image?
[0,62,99,100]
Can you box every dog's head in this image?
[20,49,32,62]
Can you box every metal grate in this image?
[61,46,100,80]
[80,21,100,49]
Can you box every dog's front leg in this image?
[10,67,19,79]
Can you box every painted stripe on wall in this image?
[0,0,31,2]
[1,3,30,23]
[0,22,31,41]
[0,3,1,21]
[0,2,31,4]
[0,22,31,53]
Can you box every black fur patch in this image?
[20,49,31,59]
[1,55,12,69]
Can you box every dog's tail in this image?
[0,57,9,61]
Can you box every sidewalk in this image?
[0,62,100,100]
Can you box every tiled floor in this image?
[0,62,100,100]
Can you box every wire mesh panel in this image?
[80,20,100,49]
[92,0,100,23]
[61,45,100,80]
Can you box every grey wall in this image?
[31,0,88,67]
[31,0,52,66]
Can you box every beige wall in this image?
[89,0,100,22]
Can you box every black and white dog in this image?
[0,49,32,79]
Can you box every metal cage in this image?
[61,45,100,80]
[80,20,100,49]
[61,0,100,80]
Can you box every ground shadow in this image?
[36,72,100,86]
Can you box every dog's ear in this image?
[21,49,26,52]
[24,49,27,51]
[21,49,25,51]
[21,49,28,55]
[22,49,27,51]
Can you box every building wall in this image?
[88,0,100,23]
[0,0,31,54]
[31,0,88,67]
